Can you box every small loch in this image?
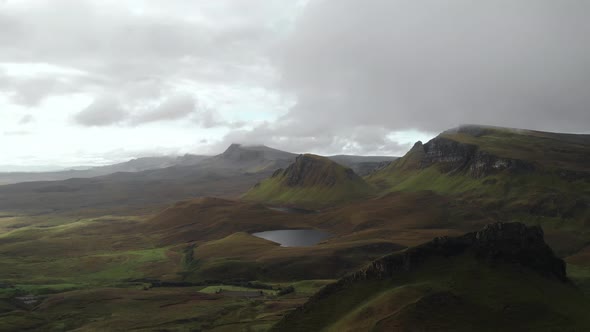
[252,229,332,247]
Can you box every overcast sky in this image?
[1,0,589,169]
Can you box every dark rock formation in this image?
[351,222,565,283]
[277,222,566,327]
[414,137,534,177]
[272,154,360,188]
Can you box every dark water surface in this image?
[252,229,332,247]
[266,207,318,214]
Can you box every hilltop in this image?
[373,125,590,180]
[243,154,375,208]
[197,143,297,173]
[369,125,590,234]
[273,222,590,331]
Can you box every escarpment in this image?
[272,154,361,187]
[277,222,566,327]
[416,136,535,177]
[354,222,565,283]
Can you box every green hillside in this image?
[273,223,590,332]
[368,125,590,230]
[243,154,375,208]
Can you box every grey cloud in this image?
[131,95,196,125]
[275,0,590,134]
[0,0,299,141]
[0,1,292,86]
[0,68,102,106]
[74,96,128,127]
[74,94,242,129]
[3,0,589,162]
[196,108,245,129]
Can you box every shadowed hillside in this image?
[273,222,590,331]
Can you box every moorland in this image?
[0,125,589,331]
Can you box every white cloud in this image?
[0,0,587,169]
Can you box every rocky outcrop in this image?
[281,222,566,323]
[414,137,534,177]
[272,154,360,188]
[245,154,374,207]
[349,222,565,283]
[273,223,566,330]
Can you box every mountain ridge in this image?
[243,154,374,208]
[273,222,588,332]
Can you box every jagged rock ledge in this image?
[283,222,565,322]
[417,137,535,177]
[271,154,358,187]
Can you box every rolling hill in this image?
[243,154,375,208]
[273,222,590,331]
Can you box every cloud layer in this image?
[0,0,589,167]
[277,0,590,133]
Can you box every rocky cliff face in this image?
[271,154,360,187]
[301,222,565,307]
[352,222,565,282]
[273,222,568,330]
[415,137,534,177]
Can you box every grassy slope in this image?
[0,194,445,330]
[0,208,336,331]
[243,154,375,208]
[439,127,590,172]
[368,127,590,255]
[274,256,590,332]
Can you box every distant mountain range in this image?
[0,154,210,185]
[1,124,587,219]
[0,145,396,185]
[0,144,396,214]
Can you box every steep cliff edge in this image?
[273,222,590,332]
[368,125,590,226]
[415,135,535,178]
[376,125,589,179]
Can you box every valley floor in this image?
[0,191,589,331]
